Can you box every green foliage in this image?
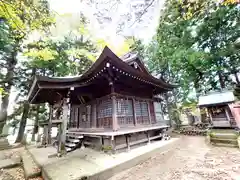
[24,35,97,77]
[135,0,240,102]
[132,0,240,125]
[233,84,240,100]
[0,0,55,35]
[102,145,113,152]
[0,0,55,134]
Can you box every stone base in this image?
[237,136,240,149]
[0,137,10,150]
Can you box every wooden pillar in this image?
[146,131,150,144]
[58,98,68,156]
[110,136,116,154]
[132,98,137,126]
[47,105,53,145]
[112,95,118,131]
[91,103,97,128]
[147,101,152,125]
[125,135,130,151]
[152,101,156,124]
[57,123,61,153]
[224,107,231,123]
[207,108,213,123]
[42,125,48,147]
[74,106,78,128]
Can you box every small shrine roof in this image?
[198,90,235,107]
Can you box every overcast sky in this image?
[3,0,165,115]
[48,0,165,46]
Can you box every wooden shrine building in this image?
[198,91,237,128]
[27,46,175,153]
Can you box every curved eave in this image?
[27,46,176,104]
[103,47,176,91]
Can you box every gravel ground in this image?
[109,136,240,180]
[0,147,42,180]
[0,167,43,180]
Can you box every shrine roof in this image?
[198,90,236,107]
[27,46,176,104]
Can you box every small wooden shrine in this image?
[27,46,175,154]
[198,91,237,128]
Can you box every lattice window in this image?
[135,101,142,117]
[117,98,133,116]
[97,98,112,128]
[154,102,164,123]
[117,98,134,126]
[86,105,91,121]
[97,99,112,118]
[135,100,149,124]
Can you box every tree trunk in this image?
[15,67,36,143]
[234,72,240,84]
[217,70,225,89]
[15,103,30,143]
[0,52,17,134]
[31,105,40,141]
[194,79,201,98]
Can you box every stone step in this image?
[66,147,72,152]
[67,138,80,143]
[21,150,41,179]
[65,142,76,148]
[0,158,21,169]
[0,138,11,150]
[66,134,83,139]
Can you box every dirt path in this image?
[109,136,240,180]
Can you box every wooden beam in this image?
[112,92,154,102]
[152,101,156,124]
[27,77,38,101]
[47,105,53,144]
[207,108,213,124]
[112,95,118,131]
[146,131,150,144]
[58,98,68,156]
[29,88,41,103]
[42,125,48,147]
[147,101,152,124]
[126,135,130,151]
[91,103,97,128]
[224,107,231,123]
[111,82,118,131]
[38,82,91,89]
[57,123,61,154]
[110,136,116,154]
[132,98,137,126]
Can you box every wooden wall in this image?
[69,94,166,129]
